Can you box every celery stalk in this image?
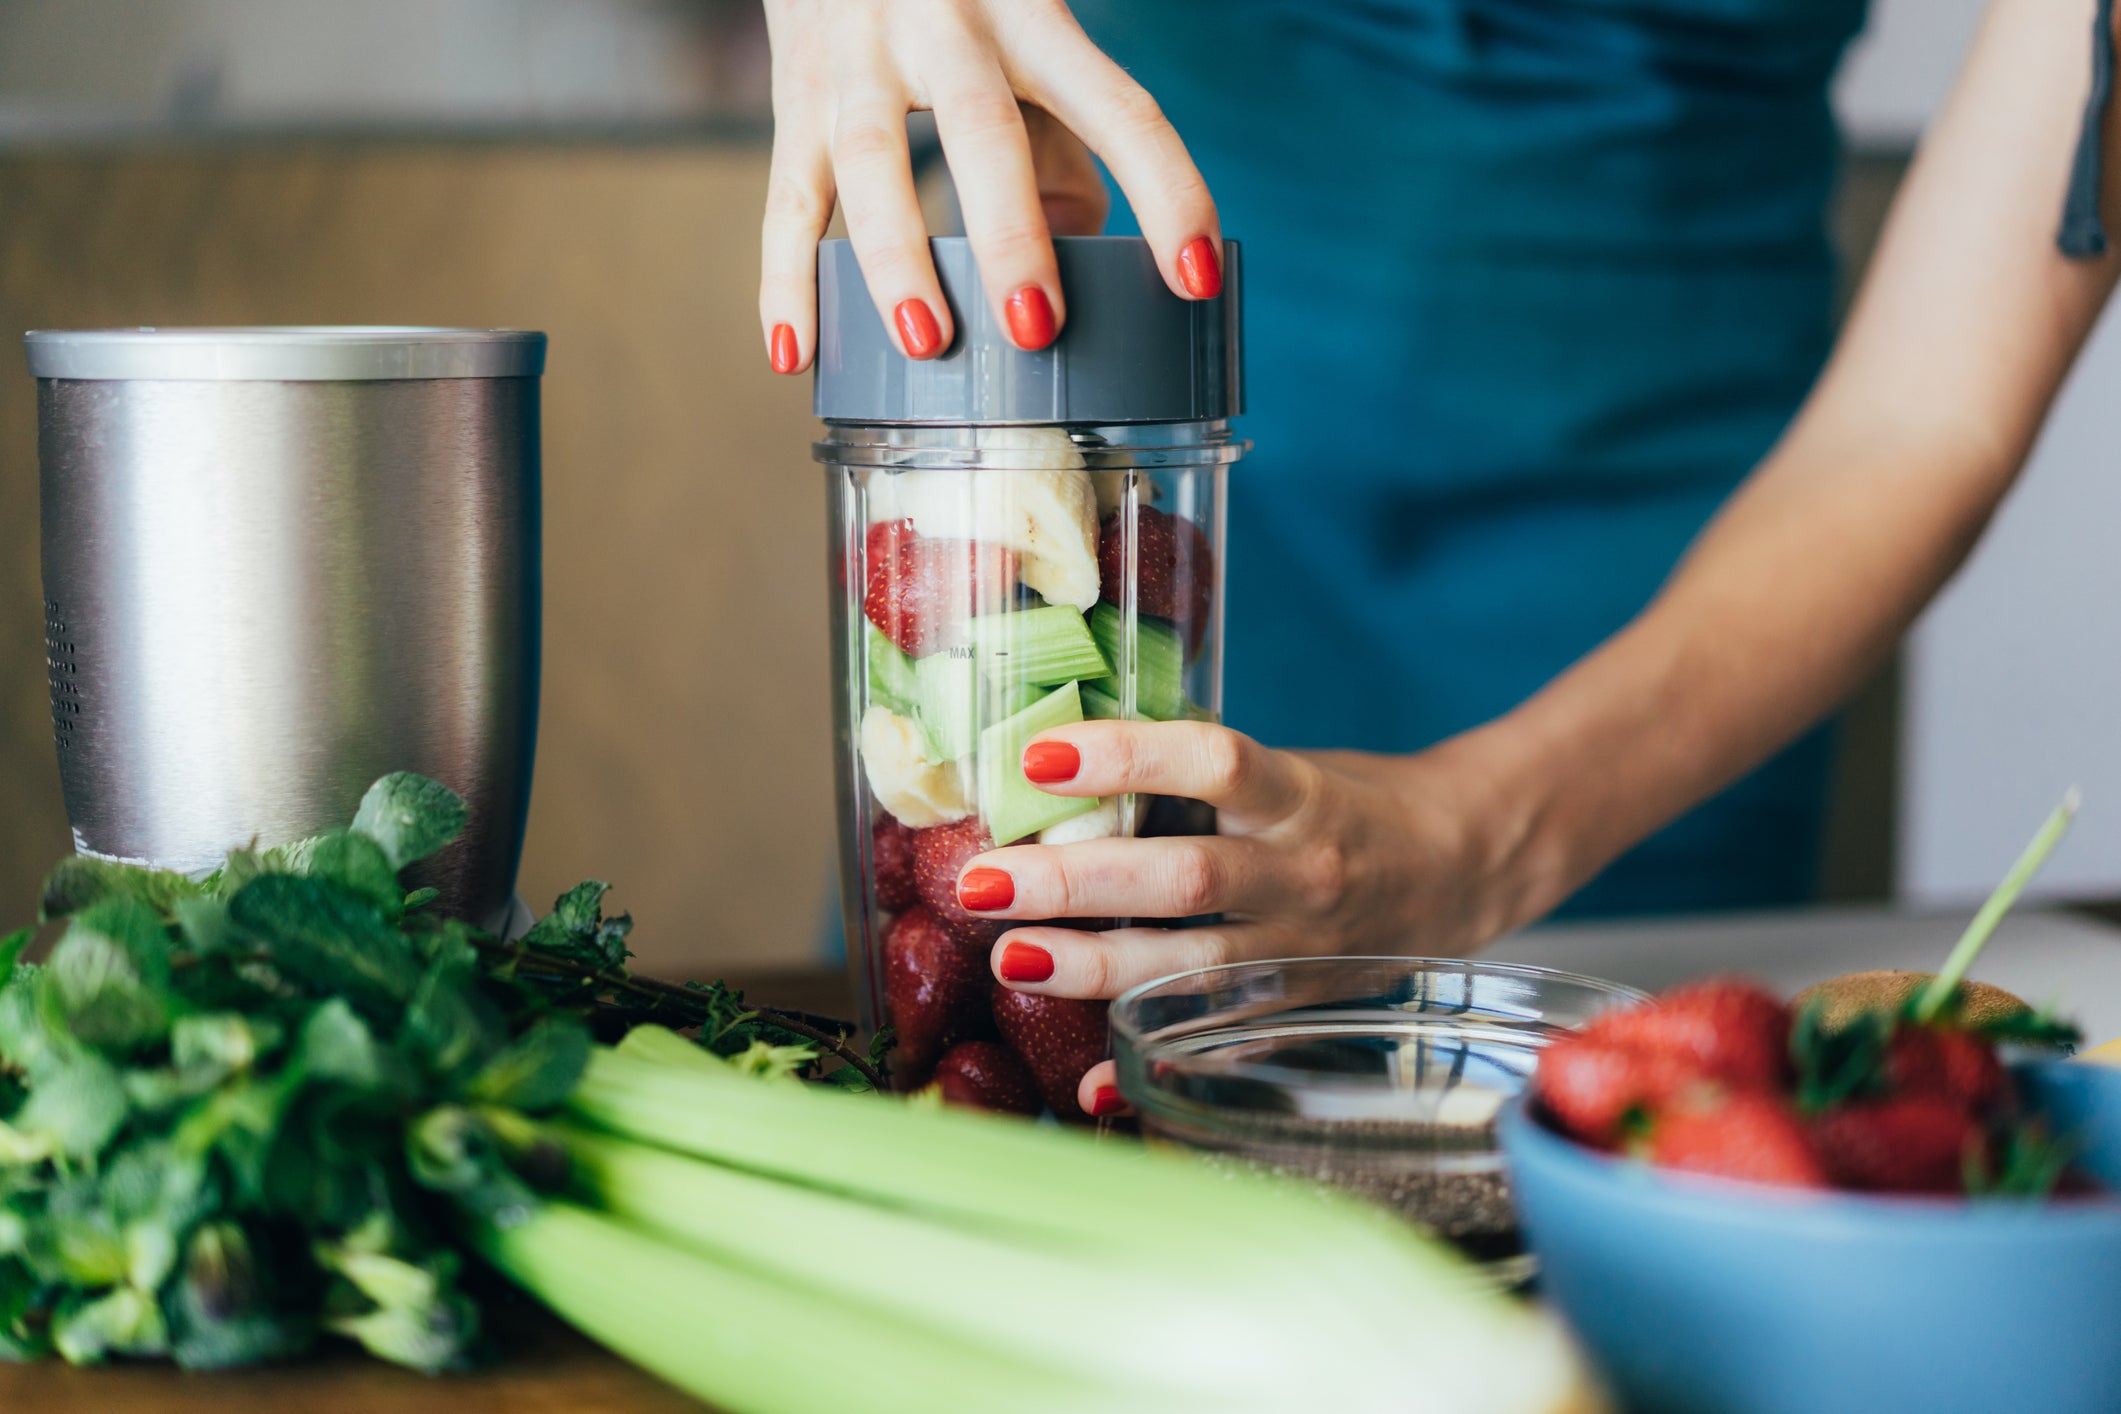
[472,1201,1137,1414]
[551,1040,1593,1414]
[555,1123,1322,1399]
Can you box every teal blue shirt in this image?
[1075,0,1871,913]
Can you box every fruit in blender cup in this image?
[969,605,1112,685]
[885,907,996,1088]
[978,683,1100,846]
[911,818,1005,950]
[931,1039,1042,1116]
[1086,604,1186,722]
[1038,797,1120,845]
[872,813,920,912]
[863,532,1020,657]
[880,429,1101,610]
[992,985,1111,1124]
[1098,505,1215,654]
[865,623,921,717]
[858,705,972,828]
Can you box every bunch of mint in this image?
[0,773,875,1372]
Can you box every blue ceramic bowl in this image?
[1499,1062,2121,1414]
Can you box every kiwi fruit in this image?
[1791,969,2031,1031]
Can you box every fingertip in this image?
[893,296,948,359]
[1175,235,1223,300]
[768,322,804,376]
[1003,284,1059,352]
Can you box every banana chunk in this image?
[1038,797,1121,846]
[868,429,1102,611]
[859,705,972,827]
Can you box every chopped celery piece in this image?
[969,606,1111,687]
[912,652,979,761]
[978,683,1098,845]
[1086,603,1185,722]
[1079,683,1124,720]
[865,624,919,716]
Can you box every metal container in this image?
[27,327,545,927]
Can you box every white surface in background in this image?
[1490,906,2121,1045]
[1834,0,1988,147]
[1900,297,2121,905]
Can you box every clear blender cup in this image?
[817,237,1244,1121]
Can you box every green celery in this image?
[978,684,1098,845]
[969,606,1111,687]
[864,625,920,717]
[912,652,980,761]
[1086,603,1185,722]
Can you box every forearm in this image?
[1464,0,2121,921]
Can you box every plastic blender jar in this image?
[815,236,1245,1119]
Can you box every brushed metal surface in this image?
[37,375,540,926]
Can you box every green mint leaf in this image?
[401,887,441,913]
[352,773,468,873]
[39,856,202,923]
[40,897,174,1054]
[173,1013,284,1075]
[227,876,420,1017]
[402,962,506,1088]
[284,830,403,915]
[464,1019,590,1111]
[52,1283,169,1365]
[172,896,240,955]
[520,881,632,971]
[0,1258,52,1360]
[292,1000,385,1090]
[0,931,30,977]
[169,1222,314,1370]
[0,973,56,1073]
[14,1051,128,1162]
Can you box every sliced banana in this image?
[869,429,1102,611]
[859,705,972,827]
[1037,796,1121,846]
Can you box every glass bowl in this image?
[1110,956,1647,1285]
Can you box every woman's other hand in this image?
[759,0,1221,372]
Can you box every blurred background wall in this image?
[0,0,2109,978]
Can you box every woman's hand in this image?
[759,0,1221,372]
[954,719,1556,1000]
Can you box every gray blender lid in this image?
[814,236,1242,425]
[23,327,547,381]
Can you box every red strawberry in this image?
[911,819,1004,950]
[1590,978,1792,1092]
[932,1039,1042,1116]
[1534,1034,1713,1146]
[863,532,1018,657]
[1648,1094,1829,1189]
[842,517,915,589]
[1811,1096,1982,1194]
[991,985,1109,1124]
[1885,1026,2007,1114]
[1097,506,1214,653]
[883,907,993,1090]
[871,812,919,913]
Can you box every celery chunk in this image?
[978,683,1098,845]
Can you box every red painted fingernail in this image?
[1022,741,1080,784]
[1004,285,1056,350]
[998,940,1055,983]
[957,867,1015,913]
[1090,1084,1126,1117]
[895,298,943,358]
[1176,236,1223,299]
[769,323,799,374]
